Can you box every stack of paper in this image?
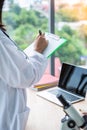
[32,74,58,91]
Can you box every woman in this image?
[0,0,48,130]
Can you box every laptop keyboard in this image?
[49,89,81,102]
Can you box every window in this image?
[3,0,87,69]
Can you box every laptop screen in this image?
[58,63,87,97]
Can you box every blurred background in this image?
[2,0,87,67]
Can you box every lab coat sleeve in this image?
[0,38,48,88]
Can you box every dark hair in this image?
[0,0,6,30]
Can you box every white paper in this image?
[24,32,67,58]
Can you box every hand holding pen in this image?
[34,30,48,53]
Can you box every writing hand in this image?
[34,31,48,53]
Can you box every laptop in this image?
[37,62,87,106]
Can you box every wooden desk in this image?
[25,88,87,130]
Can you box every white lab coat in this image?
[0,30,48,130]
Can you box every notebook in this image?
[32,74,58,91]
[37,63,87,106]
[24,32,67,58]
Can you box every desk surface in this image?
[25,88,87,130]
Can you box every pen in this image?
[39,30,42,35]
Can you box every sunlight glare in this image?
[65,0,80,5]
